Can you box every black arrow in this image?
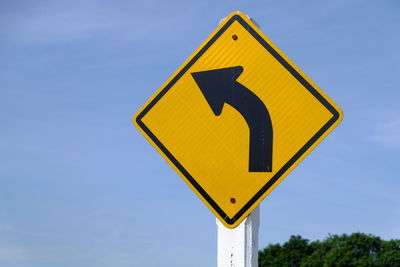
[191,66,273,172]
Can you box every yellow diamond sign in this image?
[133,11,343,228]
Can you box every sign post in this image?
[217,206,259,267]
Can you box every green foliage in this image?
[259,233,400,267]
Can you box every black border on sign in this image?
[136,15,340,225]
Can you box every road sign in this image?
[134,11,342,228]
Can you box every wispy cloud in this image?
[368,118,400,146]
[0,225,14,232]
[0,245,93,263]
[0,1,115,43]
[0,245,143,266]
[0,246,28,261]
[0,1,198,45]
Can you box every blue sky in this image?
[1,0,399,266]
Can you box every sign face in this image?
[134,11,342,228]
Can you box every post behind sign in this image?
[217,207,259,267]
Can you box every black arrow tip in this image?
[191,66,244,116]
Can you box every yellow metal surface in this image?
[134,11,343,228]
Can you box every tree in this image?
[259,233,400,267]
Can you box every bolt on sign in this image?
[134,11,343,228]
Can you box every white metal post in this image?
[216,206,259,267]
